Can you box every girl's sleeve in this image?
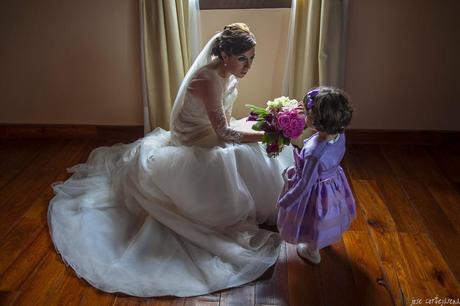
[188,73,242,144]
[277,155,321,209]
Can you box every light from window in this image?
[199,0,291,10]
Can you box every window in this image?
[199,0,291,10]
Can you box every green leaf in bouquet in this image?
[262,133,271,144]
[282,136,290,145]
[277,136,285,150]
[245,104,267,115]
[251,120,264,131]
[245,104,264,111]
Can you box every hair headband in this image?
[304,88,320,110]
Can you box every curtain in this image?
[283,0,348,101]
[285,0,348,147]
[140,0,200,133]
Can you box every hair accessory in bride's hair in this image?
[304,88,320,110]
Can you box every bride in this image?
[48,23,293,297]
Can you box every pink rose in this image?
[289,111,298,119]
[293,117,306,129]
[291,127,303,138]
[283,128,296,139]
[290,119,300,130]
[277,114,290,129]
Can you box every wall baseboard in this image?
[346,129,460,145]
[1,124,459,145]
[0,124,144,141]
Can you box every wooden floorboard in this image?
[254,243,289,306]
[342,231,394,306]
[285,243,323,306]
[318,239,359,306]
[79,286,116,306]
[357,145,427,234]
[0,139,459,305]
[0,140,42,191]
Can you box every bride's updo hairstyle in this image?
[211,23,256,59]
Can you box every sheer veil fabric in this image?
[48,34,294,297]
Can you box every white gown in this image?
[48,61,293,297]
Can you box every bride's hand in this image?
[241,131,263,143]
[230,117,256,132]
[228,117,264,143]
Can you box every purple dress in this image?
[277,132,356,250]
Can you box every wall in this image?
[1,1,459,130]
[0,0,143,125]
[200,8,290,119]
[345,0,460,130]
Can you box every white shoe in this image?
[297,243,321,264]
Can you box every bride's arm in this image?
[207,105,263,143]
[189,74,262,143]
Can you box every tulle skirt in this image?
[48,128,293,297]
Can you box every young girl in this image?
[277,86,356,264]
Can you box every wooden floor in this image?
[0,137,459,306]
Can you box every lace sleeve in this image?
[225,103,233,122]
[188,72,242,144]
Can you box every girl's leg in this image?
[297,243,321,264]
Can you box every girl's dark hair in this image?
[306,86,353,134]
[211,23,256,58]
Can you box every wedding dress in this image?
[48,34,293,297]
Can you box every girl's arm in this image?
[290,127,316,149]
[277,155,321,209]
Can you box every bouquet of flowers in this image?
[246,96,306,157]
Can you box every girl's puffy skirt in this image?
[277,167,356,250]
